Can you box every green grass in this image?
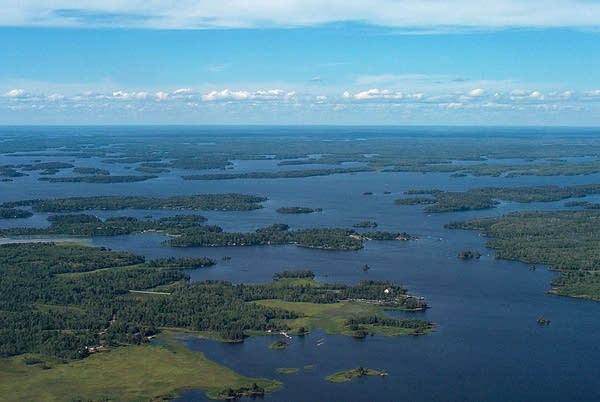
[276,367,300,374]
[0,334,280,401]
[325,367,387,383]
[254,300,432,337]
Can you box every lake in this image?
[1,126,599,401]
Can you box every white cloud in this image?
[172,88,194,96]
[47,93,65,101]
[468,88,485,97]
[4,89,27,98]
[2,1,600,29]
[344,88,427,101]
[155,91,169,100]
[202,90,251,102]
[201,89,295,102]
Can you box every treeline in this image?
[396,184,600,213]
[0,208,33,219]
[276,207,323,214]
[273,270,315,281]
[39,175,156,183]
[0,243,428,360]
[0,214,414,252]
[0,214,208,237]
[146,257,215,269]
[167,226,412,250]
[182,167,373,181]
[2,193,267,212]
[448,210,600,300]
[73,167,110,175]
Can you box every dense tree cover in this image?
[39,175,157,183]
[458,250,481,260]
[273,270,315,281]
[8,129,600,185]
[564,200,600,209]
[0,208,33,219]
[448,210,600,300]
[145,257,215,269]
[0,243,428,359]
[20,162,74,171]
[167,225,413,250]
[361,231,415,241]
[0,214,413,252]
[0,214,208,237]
[345,315,432,335]
[73,167,110,175]
[396,184,600,213]
[353,221,378,228]
[182,167,372,181]
[3,194,267,212]
[276,207,323,214]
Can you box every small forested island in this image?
[0,208,33,219]
[167,225,414,250]
[276,206,323,214]
[325,367,388,383]
[73,167,110,175]
[458,250,481,260]
[537,317,551,325]
[145,257,215,269]
[20,162,74,171]
[353,221,378,228]
[273,270,315,281]
[2,193,267,212]
[182,166,373,181]
[447,210,600,300]
[268,341,289,350]
[396,184,600,213]
[276,367,299,374]
[38,175,157,183]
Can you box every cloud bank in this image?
[1,1,600,29]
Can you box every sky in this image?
[1,1,600,126]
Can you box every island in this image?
[0,243,433,400]
[458,250,481,260]
[0,208,33,219]
[447,209,600,301]
[73,167,110,175]
[39,175,157,183]
[269,341,289,350]
[276,367,299,374]
[182,166,373,181]
[325,367,388,383]
[353,221,378,228]
[276,206,323,214]
[2,194,267,212]
[396,184,600,213]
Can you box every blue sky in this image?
[1,1,600,125]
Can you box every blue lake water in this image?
[1,127,600,401]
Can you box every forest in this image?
[448,210,600,300]
[2,193,267,212]
[0,243,430,360]
[396,184,600,213]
